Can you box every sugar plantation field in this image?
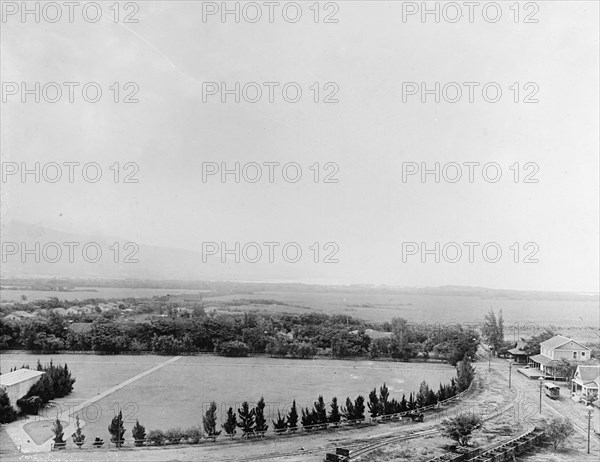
[0,287,209,302]
[207,291,600,336]
[0,354,456,443]
[3,286,597,329]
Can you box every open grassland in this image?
[0,287,209,302]
[1,354,456,445]
[0,354,166,402]
[205,290,599,335]
[2,285,597,336]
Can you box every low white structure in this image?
[572,364,600,398]
[3,311,35,321]
[0,369,45,409]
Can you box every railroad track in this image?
[346,362,521,461]
[221,360,525,462]
[347,428,439,459]
[347,401,518,460]
[215,429,439,462]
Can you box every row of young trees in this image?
[58,358,475,449]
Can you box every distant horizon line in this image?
[0,276,598,297]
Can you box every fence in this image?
[50,378,478,452]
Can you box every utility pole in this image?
[118,402,121,450]
[508,360,513,389]
[539,378,544,413]
[586,406,594,454]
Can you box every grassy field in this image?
[205,290,599,336]
[1,354,456,445]
[0,287,209,302]
[2,284,598,339]
[0,354,167,402]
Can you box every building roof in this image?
[348,329,393,339]
[540,335,591,351]
[508,348,528,356]
[539,335,571,349]
[365,329,393,339]
[0,369,45,387]
[11,311,34,318]
[576,365,600,384]
[69,323,93,334]
[529,354,559,367]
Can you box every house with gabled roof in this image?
[66,306,82,315]
[528,335,592,379]
[594,376,600,409]
[507,340,528,364]
[0,369,45,410]
[572,364,600,398]
[3,310,35,321]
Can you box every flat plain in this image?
[1,353,456,444]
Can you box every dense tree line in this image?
[0,310,478,364]
[15,361,76,415]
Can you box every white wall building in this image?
[0,369,45,409]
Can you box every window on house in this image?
[573,352,577,359]
[581,352,585,357]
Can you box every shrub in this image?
[288,342,317,359]
[146,429,165,446]
[237,401,255,438]
[301,407,317,431]
[0,389,17,424]
[216,341,250,357]
[179,427,191,441]
[353,395,365,422]
[52,418,65,444]
[203,402,222,441]
[92,437,104,447]
[287,400,299,432]
[165,427,183,444]
[132,420,146,446]
[456,358,475,392]
[186,426,203,444]
[544,416,575,450]
[255,397,269,436]
[222,407,237,438]
[108,411,125,447]
[273,411,287,434]
[328,397,341,426]
[441,414,483,447]
[16,395,43,415]
[71,416,85,446]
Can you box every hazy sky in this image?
[2,1,599,291]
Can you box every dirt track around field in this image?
[3,356,599,462]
